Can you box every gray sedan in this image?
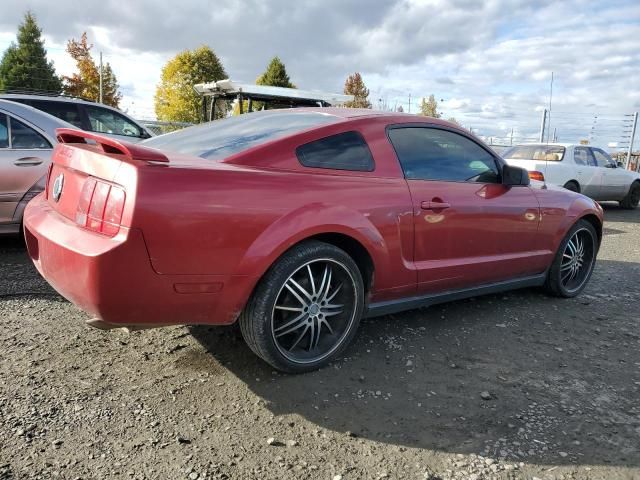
[0,100,74,235]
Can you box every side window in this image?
[296,131,374,171]
[592,148,614,167]
[574,147,596,167]
[31,100,83,128]
[85,105,143,138]
[388,127,500,183]
[0,115,8,148]
[9,117,51,149]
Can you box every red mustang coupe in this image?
[23,108,602,372]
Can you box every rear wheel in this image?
[620,181,640,209]
[239,241,364,373]
[545,219,598,298]
[563,181,580,193]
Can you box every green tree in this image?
[343,72,371,108]
[419,94,440,118]
[256,57,295,88]
[63,32,121,107]
[0,12,62,93]
[447,117,460,126]
[155,45,227,123]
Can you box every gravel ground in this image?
[1,204,639,480]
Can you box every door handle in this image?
[421,200,451,210]
[14,157,43,166]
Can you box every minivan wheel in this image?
[239,241,364,373]
[545,219,598,298]
[620,181,640,209]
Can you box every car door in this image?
[0,113,51,225]
[387,125,543,294]
[572,146,602,199]
[591,148,628,200]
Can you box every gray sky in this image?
[1,0,639,147]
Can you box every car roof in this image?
[0,99,75,141]
[0,93,99,105]
[241,107,460,127]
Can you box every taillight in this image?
[44,164,54,199]
[528,171,545,182]
[75,177,125,236]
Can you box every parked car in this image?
[24,109,603,372]
[0,94,153,142]
[502,143,640,208]
[0,99,75,235]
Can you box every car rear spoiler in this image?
[55,128,169,163]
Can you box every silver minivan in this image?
[0,100,73,234]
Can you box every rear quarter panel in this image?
[133,119,416,301]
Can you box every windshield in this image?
[502,145,565,161]
[143,110,338,160]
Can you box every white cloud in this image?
[0,0,638,148]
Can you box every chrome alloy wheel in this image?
[560,227,595,293]
[270,258,358,364]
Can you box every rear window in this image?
[502,145,565,161]
[296,131,374,171]
[143,110,338,160]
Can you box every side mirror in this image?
[502,164,530,186]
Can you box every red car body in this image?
[23,109,603,331]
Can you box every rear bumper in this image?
[23,194,255,328]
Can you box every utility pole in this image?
[408,93,411,114]
[539,108,547,142]
[626,112,638,170]
[553,127,557,142]
[546,72,554,143]
[99,51,103,104]
[510,127,514,146]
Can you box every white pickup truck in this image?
[502,143,640,209]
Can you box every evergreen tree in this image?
[155,45,227,123]
[0,12,62,93]
[419,94,441,118]
[343,72,371,108]
[256,57,295,88]
[63,33,122,107]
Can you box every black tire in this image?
[563,181,580,193]
[620,181,640,209]
[545,219,598,298]
[239,240,364,373]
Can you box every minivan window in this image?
[143,110,338,160]
[9,117,51,149]
[296,131,374,171]
[85,105,144,138]
[30,100,83,128]
[0,115,8,148]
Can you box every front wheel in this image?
[239,241,364,373]
[620,182,640,209]
[545,219,598,298]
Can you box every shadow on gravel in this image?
[191,259,640,468]
[601,202,640,224]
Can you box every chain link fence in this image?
[138,120,193,136]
